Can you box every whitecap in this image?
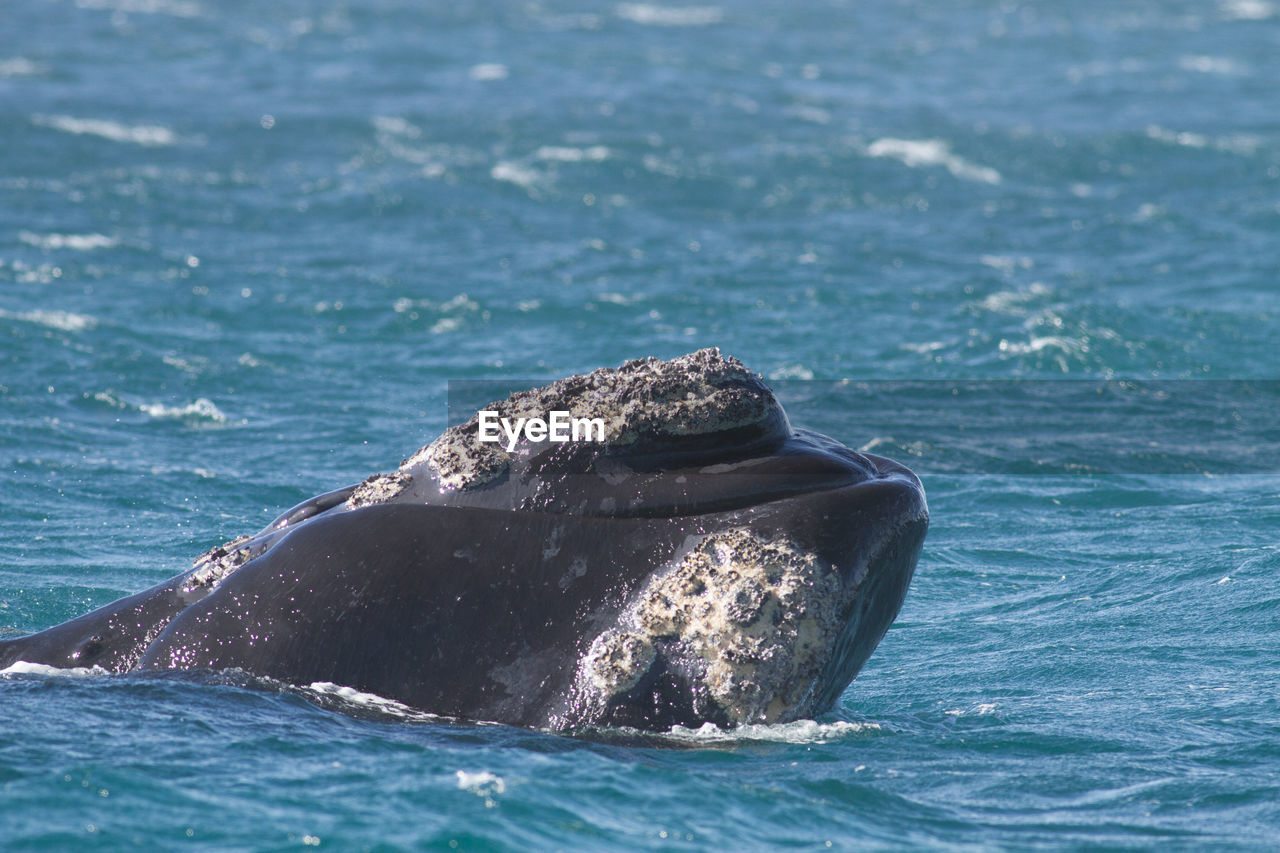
[372,115,418,136]
[664,718,881,744]
[490,161,543,190]
[768,364,815,381]
[0,308,98,332]
[19,231,118,251]
[74,0,203,17]
[1,661,109,678]
[1146,125,1260,155]
[975,282,1052,315]
[1178,55,1243,75]
[867,138,1002,184]
[899,340,946,354]
[469,63,509,81]
[615,3,724,26]
[944,702,1001,717]
[0,58,44,77]
[138,398,227,423]
[784,104,831,125]
[441,293,478,312]
[534,145,609,162]
[456,770,506,796]
[1219,0,1274,20]
[997,335,1080,355]
[32,114,177,146]
[979,254,1034,274]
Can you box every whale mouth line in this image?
[537,470,900,520]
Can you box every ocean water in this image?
[2,0,1279,848]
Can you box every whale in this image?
[0,350,927,730]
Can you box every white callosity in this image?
[186,534,255,591]
[345,471,412,509]
[581,529,842,725]
[403,347,779,491]
[581,630,657,696]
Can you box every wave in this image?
[89,391,229,424]
[867,138,1002,184]
[0,308,98,332]
[19,231,119,251]
[32,114,177,147]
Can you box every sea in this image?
[2,0,1278,849]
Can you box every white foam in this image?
[1146,125,1260,155]
[1,661,109,678]
[74,0,203,17]
[138,398,227,423]
[490,161,542,190]
[975,282,1051,315]
[0,308,98,332]
[945,702,1000,717]
[997,335,1079,355]
[664,718,880,744]
[1178,55,1242,75]
[979,254,1034,274]
[372,115,419,136]
[1220,0,1274,19]
[306,681,444,722]
[19,231,118,251]
[615,3,724,26]
[0,58,43,77]
[858,437,895,452]
[441,293,478,312]
[899,340,945,354]
[784,104,832,125]
[768,364,815,381]
[469,63,509,81]
[456,770,506,795]
[534,145,609,162]
[32,114,177,146]
[867,138,1002,185]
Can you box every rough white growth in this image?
[582,528,842,725]
[404,348,780,490]
[582,631,656,695]
[346,471,411,508]
[186,534,254,590]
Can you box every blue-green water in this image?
[3,0,1279,848]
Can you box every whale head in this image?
[384,348,929,729]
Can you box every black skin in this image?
[0,431,927,730]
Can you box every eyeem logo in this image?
[478,410,606,452]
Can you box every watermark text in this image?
[478,410,606,452]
